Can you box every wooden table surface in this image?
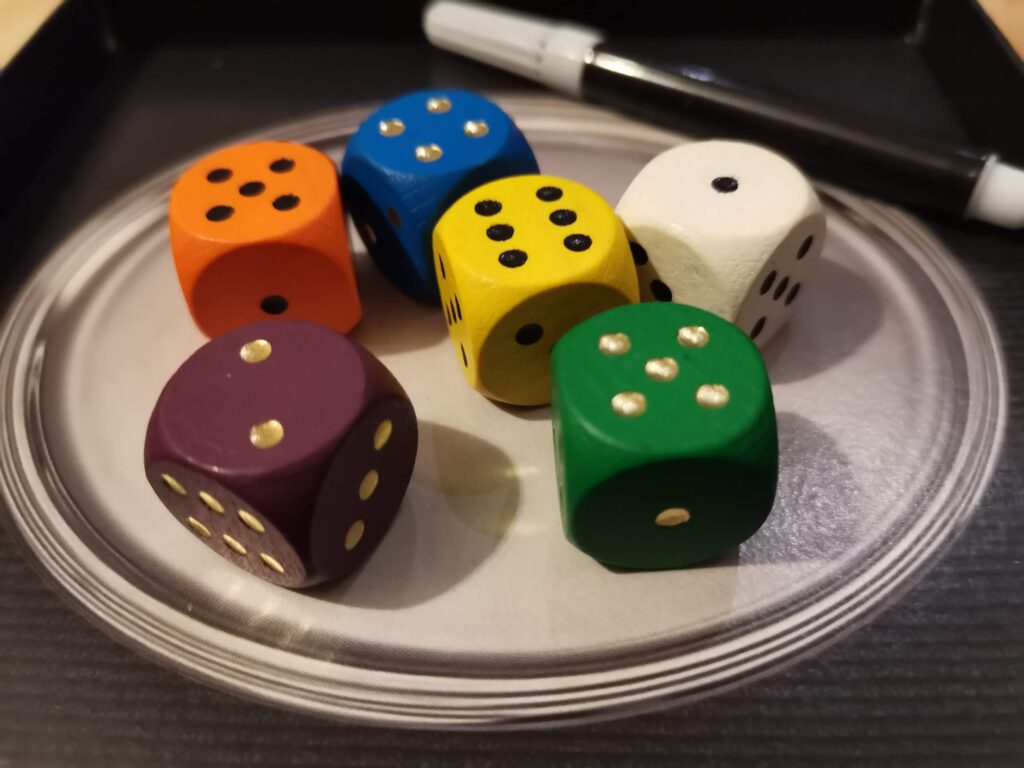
[0,0,60,67]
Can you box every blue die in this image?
[341,89,539,301]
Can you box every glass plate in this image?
[0,96,1006,728]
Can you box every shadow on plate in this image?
[492,401,552,422]
[315,422,519,608]
[600,546,740,575]
[761,255,884,385]
[739,411,862,565]
[346,243,449,356]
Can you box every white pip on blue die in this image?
[616,140,826,347]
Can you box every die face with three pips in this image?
[144,319,417,588]
[552,302,778,570]
[169,141,362,338]
[341,89,539,301]
[433,174,640,406]
[617,140,825,347]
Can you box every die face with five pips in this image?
[144,319,417,588]
[169,141,362,338]
[551,302,778,570]
[617,140,825,347]
[433,174,640,406]
[341,89,538,300]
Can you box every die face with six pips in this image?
[617,140,825,347]
[433,174,640,406]
[169,141,362,338]
[340,89,538,301]
[551,302,778,570]
[144,319,417,588]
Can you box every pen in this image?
[423,0,1024,230]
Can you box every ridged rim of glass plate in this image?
[0,97,1007,728]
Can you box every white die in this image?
[616,140,826,347]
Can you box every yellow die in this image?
[433,174,639,406]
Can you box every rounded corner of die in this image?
[168,171,193,208]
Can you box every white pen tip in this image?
[967,156,1024,228]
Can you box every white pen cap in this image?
[423,0,604,96]
[966,156,1024,229]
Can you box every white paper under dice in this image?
[616,140,826,346]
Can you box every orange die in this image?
[169,141,361,337]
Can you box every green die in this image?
[551,302,778,569]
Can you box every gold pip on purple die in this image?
[144,319,417,588]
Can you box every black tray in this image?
[1,1,1022,764]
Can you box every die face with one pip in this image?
[616,140,825,347]
[434,174,640,406]
[169,141,361,338]
[144,319,417,588]
[552,302,778,570]
[341,89,538,301]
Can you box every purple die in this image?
[144,319,417,588]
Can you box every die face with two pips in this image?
[551,302,778,569]
[341,89,539,300]
[434,174,640,406]
[144,319,417,588]
[169,141,361,338]
[617,140,825,346]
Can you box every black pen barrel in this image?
[583,45,987,216]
